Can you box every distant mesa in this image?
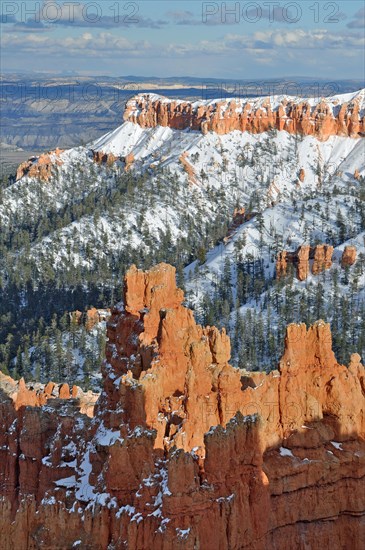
[13,91,364,183]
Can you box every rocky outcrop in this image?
[92,150,119,166]
[341,245,357,267]
[312,244,334,275]
[101,263,233,452]
[276,250,288,279]
[15,148,64,182]
[92,150,135,172]
[179,151,197,185]
[124,93,365,140]
[0,371,97,415]
[0,370,98,518]
[276,244,311,281]
[85,308,111,331]
[224,206,248,243]
[69,308,111,331]
[124,152,135,171]
[296,244,310,281]
[0,263,364,549]
[277,243,337,280]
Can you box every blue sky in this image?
[1,1,364,78]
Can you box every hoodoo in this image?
[0,263,364,549]
[275,244,350,280]
[123,92,365,140]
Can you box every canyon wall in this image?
[0,263,364,549]
[124,93,365,140]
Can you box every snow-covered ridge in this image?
[122,89,365,140]
[10,88,365,184]
[124,88,365,117]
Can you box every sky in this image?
[1,0,364,79]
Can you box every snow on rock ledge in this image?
[124,90,365,140]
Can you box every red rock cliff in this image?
[15,148,64,182]
[124,92,365,140]
[0,263,364,549]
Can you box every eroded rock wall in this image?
[276,243,355,280]
[124,94,365,140]
[0,263,364,549]
[15,148,64,182]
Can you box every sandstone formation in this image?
[277,244,337,280]
[276,250,288,279]
[296,244,310,281]
[311,244,334,275]
[341,245,357,267]
[92,150,119,166]
[69,307,111,331]
[276,244,311,281]
[85,308,110,331]
[15,93,364,183]
[0,263,364,549]
[0,371,98,415]
[124,93,365,140]
[15,148,64,182]
[92,150,135,172]
[224,207,248,243]
[232,206,246,224]
[354,169,361,181]
[179,151,197,185]
[124,152,135,171]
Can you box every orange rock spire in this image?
[0,263,364,549]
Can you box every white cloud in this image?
[1,27,363,71]
[1,31,153,57]
[225,28,364,50]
